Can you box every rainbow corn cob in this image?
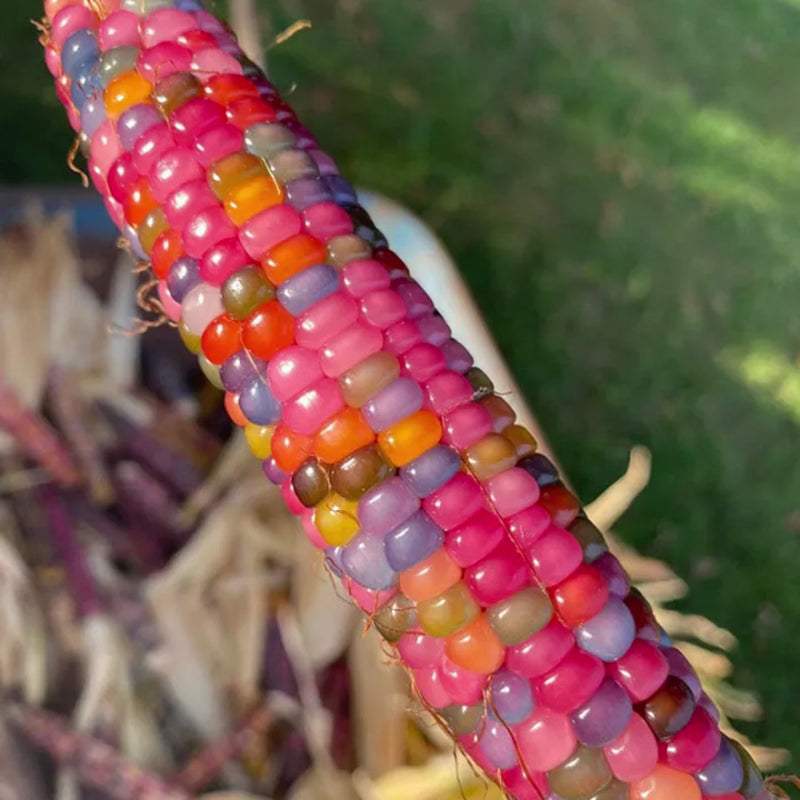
[41,2,774,798]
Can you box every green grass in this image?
[3,0,799,764]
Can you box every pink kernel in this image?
[295,292,358,350]
[384,319,422,356]
[505,619,574,678]
[193,123,245,168]
[158,281,182,323]
[413,667,450,709]
[239,205,303,261]
[319,323,384,378]
[282,378,345,436]
[359,289,407,329]
[397,632,445,668]
[301,509,327,550]
[302,202,353,241]
[423,472,486,531]
[149,146,203,203]
[464,538,530,605]
[603,712,658,782]
[527,524,583,586]
[183,207,238,259]
[661,707,721,773]
[442,402,493,450]
[533,647,605,713]
[342,259,391,298]
[191,48,245,77]
[169,98,227,149]
[141,9,196,48]
[402,342,447,383]
[485,467,541,517]
[164,179,217,230]
[51,5,98,48]
[200,238,251,286]
[507,504,551,547]
[445,508,506,567]
[137,42,193,83]
[424,371,473,415]
[267,346,324,403]
[515,706,577,772]
[98,10,140,50]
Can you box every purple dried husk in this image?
[100,403,206,499]
[5,702,192,800]
[0,379,80,487]
[40,485,100,620]
[113,460,189,551]
[47,366,114,506]
[66,495,164,575]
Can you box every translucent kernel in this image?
[104,70,153,117]
[444,613,505,675]
[313,493,360,546]
[208,152,269,201]
[244,423,274,460]
[546,745,613,800]
[464,433,518,481]
[417,581,479,637]
[339,351,400,408]
[487,585,553,645]
[378,410,443,467]
[224,174,284,225]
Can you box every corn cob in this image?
[40,2,775,798]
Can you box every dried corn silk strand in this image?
[40,2,776,799]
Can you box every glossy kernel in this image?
[417,581,480,637]
[270,423,314,473]
[262,233,327,284]
[551,564,610,628]
[292,458,330,508]
[547,745,613,800]
[244,423,274,460]
[330,445,394,500]
[224,174,284,226]
[314,493,360,546]
[487,585,553,646]
[630,764,702,800]
[138,207,169,256]
[104,70,153,118]
[200,313,242,365]
[123,176,158,227]
[153,71,202,115]
[637,675,696,740]
[340,351,401,408]
[464,433,518,481]
[314,407,375,464]
[504,424,537,457]
[399,548,461,603]
[444,613,505,674]
[222,266,276,319]
[374,593,417,642]
[242,300,295,360]
[208,152,269,201]
[327,234,372,267]
[378,410,443,467]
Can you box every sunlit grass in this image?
[721,342,800,424]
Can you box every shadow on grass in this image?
[261,0,800,758]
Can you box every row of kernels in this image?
[44,5,769,800]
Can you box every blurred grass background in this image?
[2,0,799,766]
